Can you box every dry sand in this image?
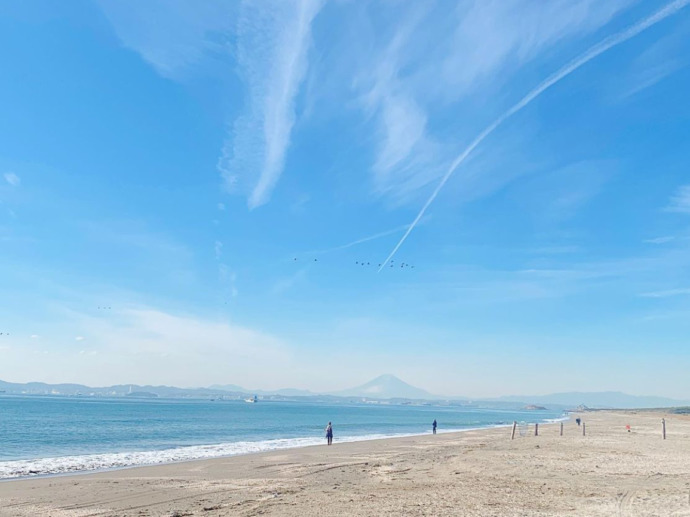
[1,411,689,516]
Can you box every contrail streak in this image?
[306,224,411,256]
[324,225,409,252]
[378,0,690,272]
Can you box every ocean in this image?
[0,395,565,479]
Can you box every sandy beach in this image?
[1,411,689,516]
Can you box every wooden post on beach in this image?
[662,418,666,440]
[534,423,539,436]
[511,421,517,440]
[560,422,563,436]
[582,421,586,437]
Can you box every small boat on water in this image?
[245,395,258,403]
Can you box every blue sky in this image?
[1,0,690,398]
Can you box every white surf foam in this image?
[0,416,565,479]
[0,432,426,479]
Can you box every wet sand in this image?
[1,411,689,516]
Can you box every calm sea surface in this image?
[0,395,564,479]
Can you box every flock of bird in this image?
[292,257,416,269]
[356,260,415,269]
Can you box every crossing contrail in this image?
[378,0,690,272]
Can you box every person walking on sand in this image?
[432,419,437,435]
[325,421,333,445]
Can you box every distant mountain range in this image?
[212,374,435,400]
[2,376,688,409]
[332,374,436,400]
[0,380,235,399]
[208,384,316,397]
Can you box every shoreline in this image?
[0,415,568,482]
[3,411,689,516]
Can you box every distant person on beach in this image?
[325,422,333,445]
[432,419,437,435]
[576,418,581,427]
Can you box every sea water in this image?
[0,395,564,479]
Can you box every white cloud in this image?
[271,267,309,295]
[218,0,323,209]
[214,242,237,298]
[4,172,20,187]
[75,336,85,341]
[217,202,226,211]
[618,25,688,99]
[103,1,323,210]
[379,1,688,268]
[516,160,615,221]
[622,59,684,98]
[350,0,630,201]
[644,236,675,244]
[99,0,237,80]
[640,288,690,298]
[439,0,629,95]
[1,306,291,387]
[665,184,690,213]
[30,334,39,339]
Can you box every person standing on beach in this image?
[432,419,437,435]
[325,422,333,445]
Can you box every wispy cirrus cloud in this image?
[102,0,322,210]
[644,236,675,244]
[213,240,238,299]
[99,0,236,80]
[640,288,690,298]
[617,22,689,99]
[4,306,290,387]
[350,0,630,203]
[665,184,690,213]
[218,0,323,209]
[380,0,690,270]
[271,267,309,296]
[3,172,20,187]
